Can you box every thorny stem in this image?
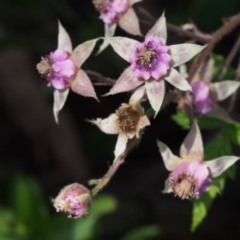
[213,32,240,82]
[90,137,140,196]
[137,7,211,44]
[187,12,240,82]
[86,70,116,86]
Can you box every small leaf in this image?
[172,112,190,129]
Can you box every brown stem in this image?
[90,137,140,196]
[86,70,116,86]
[213,32,240,82]
[137,7,211,43]
[187,12,240,82]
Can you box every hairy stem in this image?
[187,12,240,82]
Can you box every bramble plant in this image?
[36,0,240,232]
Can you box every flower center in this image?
[92,0,107,10]
[169,173,197,200]
[36,56,52,79]
[136,43,156,67]
[116,106,141,134]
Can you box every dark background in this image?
[0,0,240,239]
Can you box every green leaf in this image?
[121,225,160,240]
[172,112,190,129]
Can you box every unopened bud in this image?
[52,183,91,218]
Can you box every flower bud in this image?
[52,183,91,218]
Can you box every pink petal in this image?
[72,38,99,68]
[107,67,143,95]
[164,68,192,91]
[71,70,98,100]
[53,88,70,124]
[109,37,140,62]
[169,44,205,67]
[88,114,119,134]
[96,23,117,55]
[206,156,239,178]
[119,8,142,36]
[180,121,204,161]
[211,80,240,101]
[157,140,181,171]
[145,79,165,117]
[58,21,72,53]
[146,12,167,45]
[114,133,128,161]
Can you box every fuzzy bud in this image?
[52,183,91,218]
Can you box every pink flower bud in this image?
[52,183,91,218]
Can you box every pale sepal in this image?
[157,140,181,171]
[53,88,70,124]
[164,68,192,91]
[146,12,167,45]
[113,133,128,162]
[197,57,214,83]
[71,69,98,100]
[169,44,205,67]
[180,121,204,161]
[211,81,240,101]
[145,79,165,117]
[119,8,142,36]
[206,103,235,124]
[129,0,143,5]
[106,67,143,95]
[88,114,119,134]
[137,116,150,137]
[96,24,117,55]
[108,37,139,62]
[57,21,72,53]
[206,156,239,178]
[72,38,99,68]
[129,85,145,106]
[162,180,173,193]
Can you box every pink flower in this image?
[89,86,150,161]
[129,37,172,80]
[157,121,239,199]
[93,0,142,54]
[52,183,91,218]
[37,21,99,123]
[99,0,129,24]
[106,12,205,116]
[191,81,214,115]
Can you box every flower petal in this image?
[53,88,69,124]
[145,79,165,117]
[129,85,146,106]
[129,0,143,5]
[96,24,117,55]
[106,67,143,95]
[211,80,240,101]
[58,21,72,53]
[206,103,235,124]
[146,12,167,45]
[119,8,142,36]
[114,133,128,161]
[72,38,99,68]
[206,156,239,178]
[180,121,204,161]
[169,44,205,67]
[88,114,119,134]
[109,37,139,62]
[71,70,98,100]
[157,140,181,171]
[164,68,192,91]
[162,179,173,193]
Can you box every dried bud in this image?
[52,183,91,218]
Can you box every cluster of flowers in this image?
[37,0,240,219]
